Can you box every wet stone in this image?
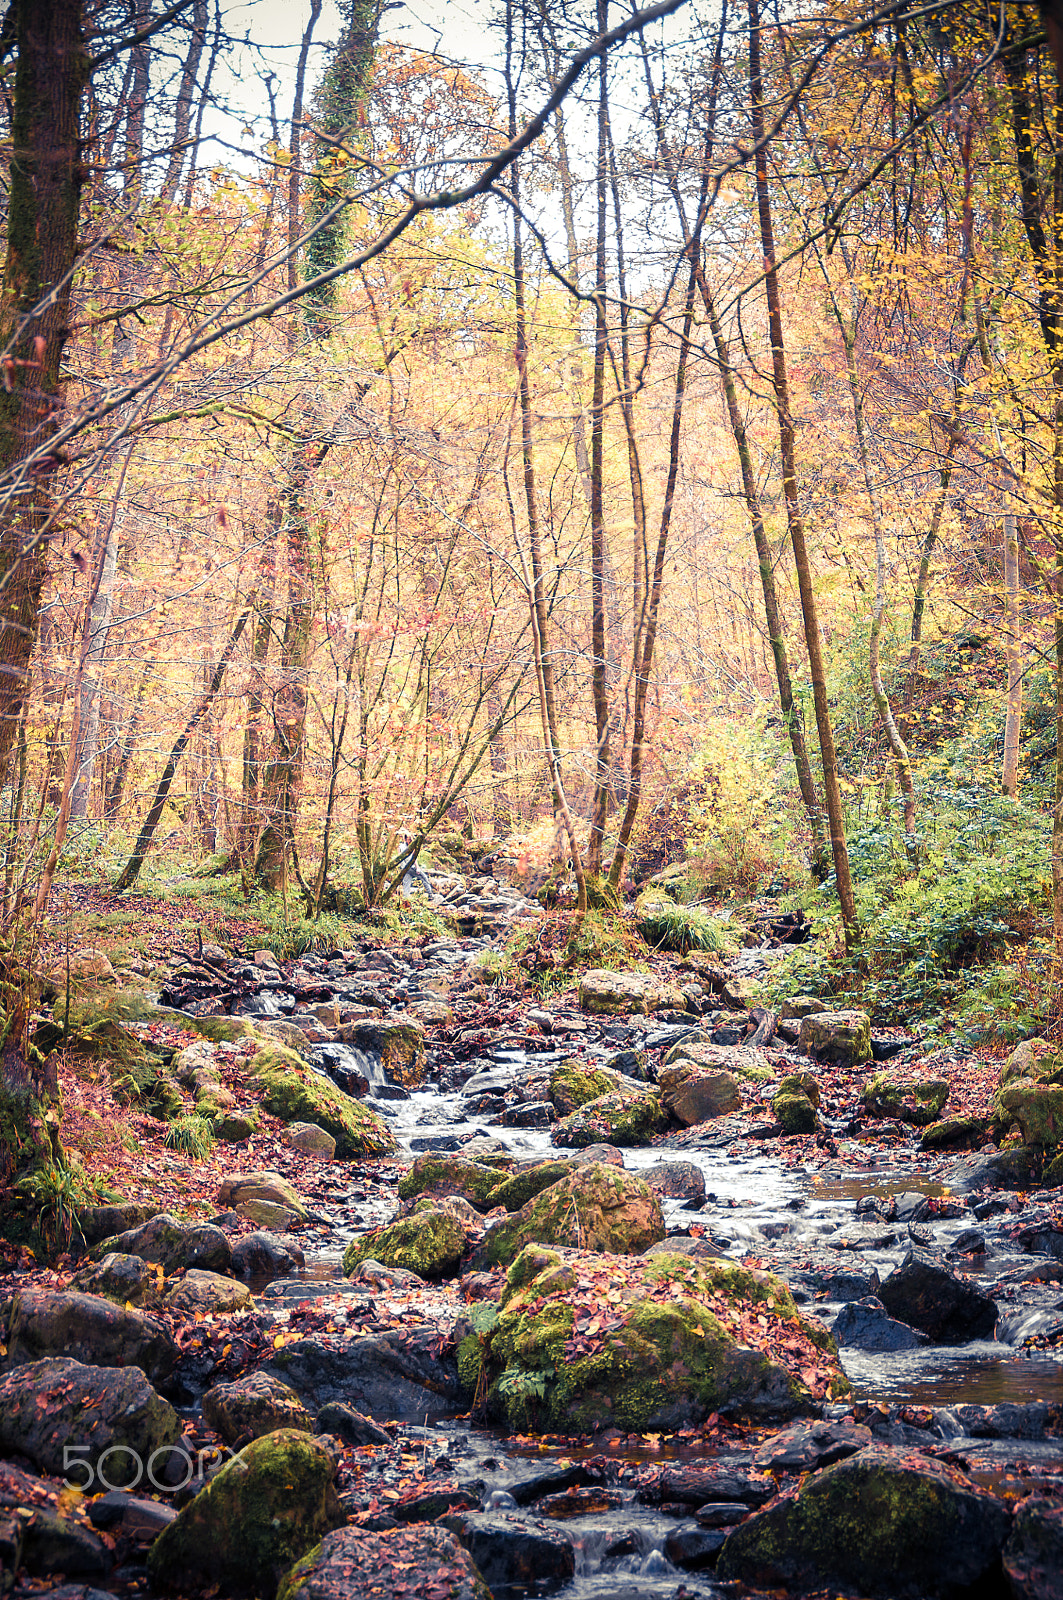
[751,1418,873,1473]
[831,1296,929,1352]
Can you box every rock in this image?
[313,1403,390,1447]
[775,1070,821,1106]
[577,968,684,1016]
[995,1081,1063,1150]
[76,1202,155,1248]
[70,1252,162,1306]
[773,1089,817,1134]
[484,1162,574,1212]
[232,1231,305,1282]
[236,1198,301,1229]
[482,1244,846,1432]
[260,1327,461,1420]
[347,1259,425,1292]
[3,1290,176,1380]
[22,1510,109,1576]
[695,1502,754,1527]
[751,1417,872,1471]
[780,996,824,1019]
[86,1489,177,1542]
[500,1100,556,1129]
[288,1124,336,1160]
[95,1213,232,1275]
[256,1020,315,1057]
[862,1072,949,1126]
[48,947,115,985]
[473,1163,664,1269]
[217,1170,308,1216]
[1001,1039,1063,1087]
[797,1010,871,1067]
[440,1511,574,1594]
[203,1374,313,1444]
[254,1046,396,1157]
[165,1270,254,1316]
[657,1461,777,1506]
[548,1058,618,1115]
[947,1147,1035,1192]
[278,1525,490,1600]
[551,1086,666,1147]
[214,1111,258,1142]
[397,1154,507,1210]
[878,1252,998,1343]
[665,1526,727,1568]
[335,1015,427,1088]
[147,1430,344,1596]
[1003,1492,1063,1600]
[716,1442,1011,1597]
[0,1358,179,1481]
[920,1116,986,1150]
[658,1062,741,1126]
[665,1040,772,1084]
[643,1160,706,1205]
[342,1202,471,1281]
[831,1296,928,1352]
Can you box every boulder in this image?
[76,1201,156,1248]
[643,1160,707,1206]
[548,1058,618,1115]
[577,968,684,1016]
[147,1430,344,1596]
[439,1512,573,1594]
[342,1202,472,1281]
[335,1015,427,1088]
[773,1089,817,1134]
[920,1116,986,1150]
[831,1296,928,1352]
[21,1509,109,1577]
[716,1442,1010,1597]
[751,1417,872,1472]
[1003,1492,1063,1600]
[657,1460,777,1505]
[254,1047,396,1157]
[94,1213,232,1275]
[70,1253,162,1306]
[288,1124,336,1161]
[203,1374,313,1444]
[214,1111,258,1142]
[0,1358,179,1482]
[232,1230,305,1283]
[48,947,115,985]
[398,1154,510,1209]
[797,1010,871,1067]
[474,1163,664,1269]
[278,1525,490,1600]
[664,1040,772,1084]
[237,1197,302,1229]
[165,1271,254,1316]
[482,1162,574,1212]
[878,1252,997,1343]
[260,1326,461,1420]
[551,1087,666,1148]
[1001,1039,1063,1087]
[995,1081,1063,1150]
[3,1290,176,1380]
[658,1062,741,1126]
[217,1171,308,1218]
[313,1403,390,1448]
[862,1072,949,1127]
[480,1244,846,1432]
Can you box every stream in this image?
[175,910,1063,1598]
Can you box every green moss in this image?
[773,1091,817,1134]
[342,1206,466,1279]
[549,1059,617,1116]
[776,1072,821,1107]
[479,1163,663,1268]
[485,1161,573,1212]
[919,1115,986,1150]
[254,1046,395,1158]
[994,1080,1063,1150]
[551,1088,666,1149]
[397,1154,502,1209]
[862,1073,949,1127]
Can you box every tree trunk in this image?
[1002,507,1022,797]
[748,0,859,945]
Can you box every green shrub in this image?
[635,895,734,955]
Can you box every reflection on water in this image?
[842,1343,1063,1406]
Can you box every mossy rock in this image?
[397,1154,505,1210]
[551,1088,666,1149]
[481,1245,847,1433]
[67,1021,182,1118]
[202,1374,313,1445]
[773,1091,817,1134]
[862,1073,948,1128]
[253,1046,395,1158]
[920,1116,987,1151]
[213,1111,259,1142]
[147,1429,344,1596]
[343,1204,468,1280]
[993,1080,1063,1151]
[798,1011,871,1068]
[1000,1038,1063,1088]
[475,1162,664,1269]
[485,1161,574,1212]
[278,1525,492,1600]
[1043,1150,1063,1187]
[549,1059,618,1116]
[776,1072,821,1108]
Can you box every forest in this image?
[0,3,1062,1600]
